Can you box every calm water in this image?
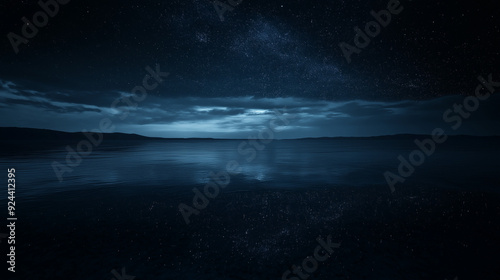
[1,138,499,279]
[4,138,500,199]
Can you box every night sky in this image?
[1,0,499,138]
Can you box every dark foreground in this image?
[6,185,500,279]
[0,132,499,279]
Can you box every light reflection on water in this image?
[1,138,499,201]
[1,138,499,279]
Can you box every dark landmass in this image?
[1,127,499,156]
[1,127,499,142]
[0,127,215,153]
[0,127,213,142]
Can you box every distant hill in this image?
[0,127,498,143]
[0,127,162,142]
[0,127,166,153]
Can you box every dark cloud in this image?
[1,79,499,138]
[331,102,395,117]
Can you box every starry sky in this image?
[0,0,499,138]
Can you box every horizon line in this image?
[1,126,500,140]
